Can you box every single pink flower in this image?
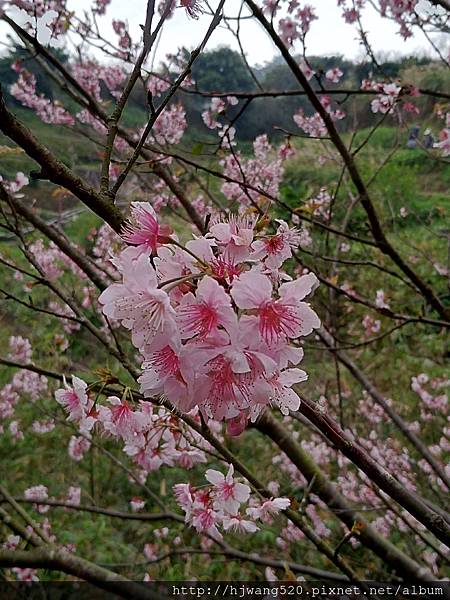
[267,368,307,415]
[121,202,172,254]
[252,220,301,269]
[205,464,251,514]
[55,376,91,422]
[99,252,177,350]
[209,215,256,263]
[98,396,146,440]
[246,497,291,522]
[177,276,236,339]
[231,270,320,345]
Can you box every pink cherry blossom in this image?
[68,435,91,461]
[130,497,145,511]
[266,368,307,415]
[8,336,32,363]
[99,252,177,350]
[66,486,81,506]
[205,464,251,514]
[55,376,91,423]
[179,0,204,19]
[252,220,301,269]
[325,67,343,83]
[121,202,173,254]
[177,275,236,339]
[246,497,291,523]
[24,485,49,514]
[98,396,146,441]
[231,270,321,346]
[99,210,319,424]
[209,215,256,263]
[299,59,315,80]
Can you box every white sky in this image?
[1,0,448,67]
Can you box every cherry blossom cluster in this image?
[0,336,49,442]
[96,202,320,433]
[9,58,131,136]
[112,19,131,50]
[147,104,187,146]
[303,187,332,220]
[337,0,428,39]
[294,96,345,138]
[72,62,126,102]
[202,95,239,132]
[275,4,317,46]
[273,394,449,565]
[88,223,122,277]
[28,239,83,281]
[8,335,32,363]
[3,484,79,581]
[147,75,171,97]
[0,171,29,197]
[364,81,402,115]
[174,464,290,538]
[410,373,448,422]
[54,375,216,472]
[362,314,381,337]
[3,533,39,581]
[92,0,111,15]
[221,134,288,207]
[10,65,75,126]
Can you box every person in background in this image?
[423,128,434,149]
[407,124,420,148]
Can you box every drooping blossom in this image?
[55,376,92,424]
[121,202,173,254]
[246,497,291,523]
[98,251,177,351]
[179,0,204,18]
[252,220,301,269]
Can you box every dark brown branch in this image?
[110,0,225,196]
[178,86,450,101]
[0,548,157,600]
[141,547,349,581]
[100,0,157,190]
[8,498,182,522]
[0,356,64,381]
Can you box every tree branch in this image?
[0,548,157,600]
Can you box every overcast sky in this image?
[2,0,447,67]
